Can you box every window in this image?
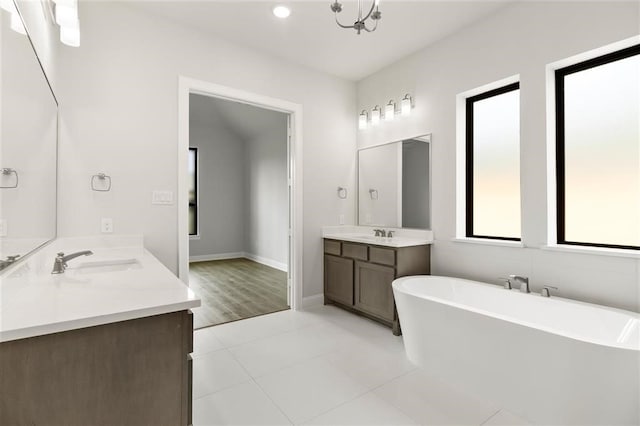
[188,148,198,236]
[466,82,521,240]
[556,45,640,250]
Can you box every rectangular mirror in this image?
[358,135,431,229]
[0,11,58,271]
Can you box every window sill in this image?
[542,244,640,259]
[452,237,524,248]
[189,235,200,240]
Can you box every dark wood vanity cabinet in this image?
[0,310,194,425]
[324,239,430,335]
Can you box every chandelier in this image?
[330,0,381,35]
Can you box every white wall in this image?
[189,95,245,258]
[55,2,356,299]
[244,118,288,268]
[357,2,640,312]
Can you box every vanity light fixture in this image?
[358,110,368,130]
[51,0,80,47]
[9,10,26,34]
[1,0,26,35]
[401,94,412,116]
[331,0,381,35]
[384,100,395,121]
[371,105,381,126]
[273,5,291,19]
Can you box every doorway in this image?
[177,77,303,328]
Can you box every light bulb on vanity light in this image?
[401,94,412,116]
[60,22,80,47]
[371,105,381,126]
[10,12,26,35]
[358,110,368,130]
[1,0,17,14]
[384,100,395,121]
[55,2,78,27]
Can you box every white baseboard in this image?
[189,251,288,273]
[189,252,244,263]
[302,294,324,309]
[244,252,288,272]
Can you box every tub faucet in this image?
[510,275,530,293]
[51,251,94,274]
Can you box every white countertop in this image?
[0,235,200,343]
[322,226,433,248]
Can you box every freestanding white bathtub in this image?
[393,275,640,425]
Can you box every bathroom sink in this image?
[71,258,142,274]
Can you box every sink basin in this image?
[71,258,141,274]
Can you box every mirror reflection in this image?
[358,135,431,229]
[0,16,58,271]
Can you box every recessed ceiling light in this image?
[273,5,291,19]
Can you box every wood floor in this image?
[189,258,288,329]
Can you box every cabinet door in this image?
[324,255,354,306]
[354,261,396,321]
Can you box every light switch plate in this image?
[0,219,6,237]
[152,190,174,205]
[101,218,113,233]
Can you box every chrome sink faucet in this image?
[373,229,386,237]
[51,251,94,274]
[510,275,530,293]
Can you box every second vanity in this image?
[323,227,432,335]
[0,235,200,425]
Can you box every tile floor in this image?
[192,305,530,426]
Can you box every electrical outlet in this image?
[101,218,113,233]
[0,219,6,237]
[338,214,345,225]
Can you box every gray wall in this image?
[189,95,288,269]
[402,140,430,229]
[244,120,289,267]
[188,95,245,258]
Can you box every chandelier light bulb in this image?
[55,3,78,27]
[0,0,17,14]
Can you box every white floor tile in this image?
[255,356,368,424]
[193,381,292,426]
[482,409,530,426]
[192,350,251,399]
[374,369,498,425]
[321,336,417,389]
[193,327,225,357]
[302,392,418,426]
[210,312,294,348]
[229,321,353,378]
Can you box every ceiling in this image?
[127,1,512,81]
[190,93,287,141]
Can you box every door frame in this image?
[177,76,304,311]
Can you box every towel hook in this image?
[91,173,112,192]
[0,168,18,189]
[337,187,348,199]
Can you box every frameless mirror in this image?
[358,135,431,229]
[0,12,58,271]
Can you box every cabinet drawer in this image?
[370,247,395,266]
[342,243,368,260]
[324,239,341,256]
